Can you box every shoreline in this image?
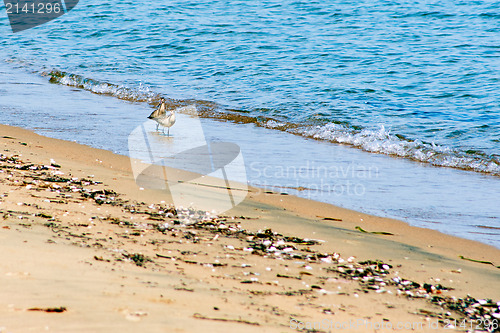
[2,123,497,257]
[2,58,499,248]
[1,123,499,332]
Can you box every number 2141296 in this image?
[6,2,61,14]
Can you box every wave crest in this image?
[297,123,500,175]
[47,70,160,103]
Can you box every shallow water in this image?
[1,62,499,248]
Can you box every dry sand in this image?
[0,124,499,333]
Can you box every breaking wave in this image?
[292,123,500,176]
[47,70,160,103]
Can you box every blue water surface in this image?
[1,0,499,161]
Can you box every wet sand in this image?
[0,124,499,333]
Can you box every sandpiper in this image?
[148,97,176,136]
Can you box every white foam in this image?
[54,71,158,103]
[299,123,500,175]
[264,120,287,129]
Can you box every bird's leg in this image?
[167,128,170,136]
[156,123,159,131]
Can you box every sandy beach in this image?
[1,123,499,333]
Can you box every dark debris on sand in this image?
[1,153,499,332]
